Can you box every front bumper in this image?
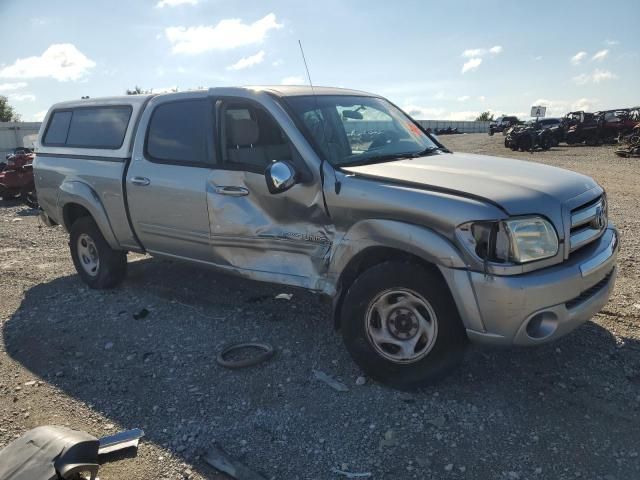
[457,226,618,346]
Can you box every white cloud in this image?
[460,46,500,73]
[462,48,486,58]
[272,59,283,67]
[433,91,445,100]
[33,110,48,122]
[592,49,609,61]
[570,51,587,65]
[0,44,95,82]
[0,82,27,92]
[402,105,483,121]
[461,58,482,73]
[151,86,178,93]
[403,105,446,119]
[227,50,265,71]
[280,76,305,85]
[605,39,619,46]
[532,98,599,117]
[573,69,617,85]
[8,93,35,102]
[462,46,502,58]
[478,96,486,102]
[445,111,481,121]
[156,0,198,7]
[457,95,470,102]
[533,55,543,61]
[165,13,282,55]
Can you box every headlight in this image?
[457,217,559,264]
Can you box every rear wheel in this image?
[340,262,467,389]
[69,216,127,289]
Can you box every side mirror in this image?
[265,160,297,194]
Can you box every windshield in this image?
[284,95,439,167]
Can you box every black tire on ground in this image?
[69,216,127,289]
[340,261,467,390]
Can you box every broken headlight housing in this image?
[458,217,559,264]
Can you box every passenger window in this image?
[43,111,72,145]
[147,99,209,165]
[66,107,131,148]
[223,103,293,171]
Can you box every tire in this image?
[69,216,127,289]
[340,261,467,389]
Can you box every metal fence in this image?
[0,122,40,156]
[417,120,490,133]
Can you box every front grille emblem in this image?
[592,206,606,229]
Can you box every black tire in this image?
[69,216,127,289]
[340,261,467,390]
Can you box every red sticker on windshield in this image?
[407,122,422,135]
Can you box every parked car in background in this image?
[34,87,618,389]
[489,116,520,135]
[504,119,558,151]
[562,111,603,146]
[0,147,37,206]
[597,108,640,142]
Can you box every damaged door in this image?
[206,98,333,290]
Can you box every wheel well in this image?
[63,203,92,231]
[333,247,445,329]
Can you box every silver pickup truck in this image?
[34,86,619,388]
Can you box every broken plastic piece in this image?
[205,444,266,480]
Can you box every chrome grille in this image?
[569,195,607,252]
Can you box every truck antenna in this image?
[298,40,315,92]
[298,40,334,213]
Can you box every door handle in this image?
[131,176,151,186]
[215,186,249,196]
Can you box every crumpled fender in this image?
[326,219,486,332]
[58,180,121,249]
[329,219,466,280]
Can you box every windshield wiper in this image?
[340,147,444,167]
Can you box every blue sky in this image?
[1,0,638,122]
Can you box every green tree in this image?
[475,111,495,122]
[0,95,20,122]
[126,86,151,95]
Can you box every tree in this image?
[0,95,20,122]
[475,111,495,122]
[126,86,151,95]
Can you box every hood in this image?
[342,152,599,216]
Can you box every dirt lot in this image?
[1,134,639,480]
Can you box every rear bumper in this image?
[454,226,618,346]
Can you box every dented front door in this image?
[206,168,333,290]
[207,100,333,289]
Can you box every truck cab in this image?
[34,87,619,389]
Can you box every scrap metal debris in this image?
[331,468,372,478]
[205,444,266,480]
[275,293,293,300]
[216,342,275,369]
[313,369,349,392]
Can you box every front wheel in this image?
[340,262,467,389]
[70,216,127,289]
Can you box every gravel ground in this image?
[1,134,639,480]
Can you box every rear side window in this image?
[66,107,131,148]
[146,99,209,165]
[43,111,72,145]
[43,106,132,149]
